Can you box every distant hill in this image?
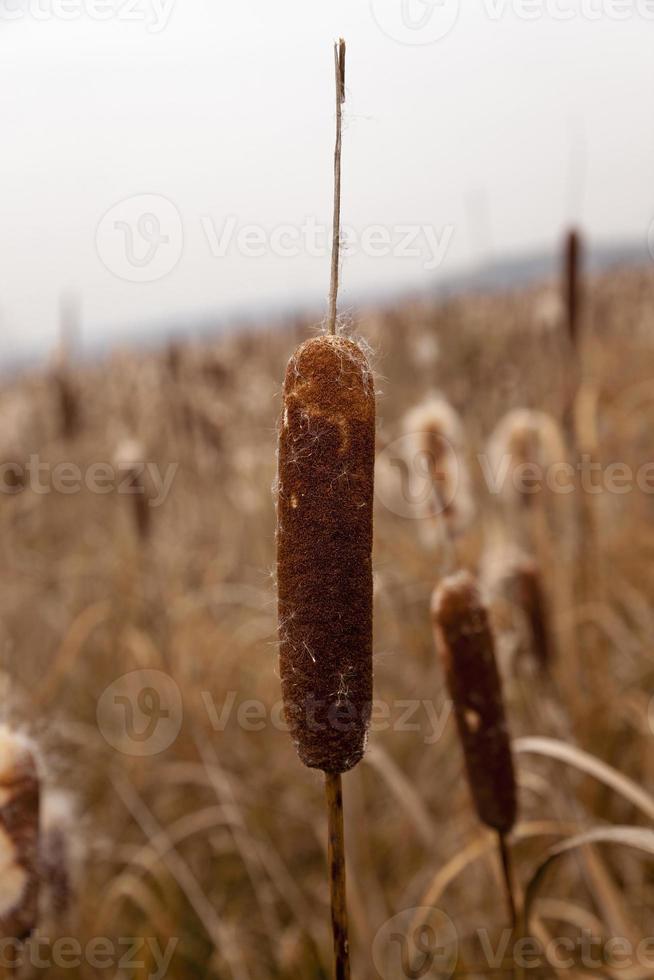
[1,238,650,374]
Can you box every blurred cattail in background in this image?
[431,572,518,921]
[401,395,474,545]
[482,545,554,676]
[166,341,182,381]
[52,368,80,442]
[113,437,151,541]
[53,294,82,441]
[486,408,566,513]
[563,228,583,350]
[0,726,40,944]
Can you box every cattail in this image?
[486,408,566,510]
[278,40,364,980]
[563,228,582,348]
[483,545,553,674]
[53,368,80,441]
[431,571,516,833]
[431,572,518,925]
[114,438,151,541]
[401,396,474,536]
[277,334,375,773]
[0,726,40,942]
[166,341,182,380]
[504,558,552,674]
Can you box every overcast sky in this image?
[0,0,653,361]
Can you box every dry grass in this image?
[0,264,653,977]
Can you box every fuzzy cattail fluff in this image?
[431,572,517,834]
[277,335,375,773]
[0,727,40,941]
[486,409,566,509]
[400,396,474,535]
[41,790,79,919]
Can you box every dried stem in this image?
[497,831,517,931]
[325,772,351,980]
[328,38,346,336]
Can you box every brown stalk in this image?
[325,773,351,980]
[328,38,346,336]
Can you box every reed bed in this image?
[0,263,652,976]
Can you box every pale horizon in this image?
[1,0,653,362]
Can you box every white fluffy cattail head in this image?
[400,395,474,536]
[0,727,40,941]
[486,408,566,508]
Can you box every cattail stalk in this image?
[325,773,350,980]
[431,572,518,926]
[328,38,346,336]
[277,38,370,980]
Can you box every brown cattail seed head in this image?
[431,572,517,834]
[563,228,582,347]
[504,558,553,674]
[277,335,375,773]
[114,438,151,541]
[0,727,40,941]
